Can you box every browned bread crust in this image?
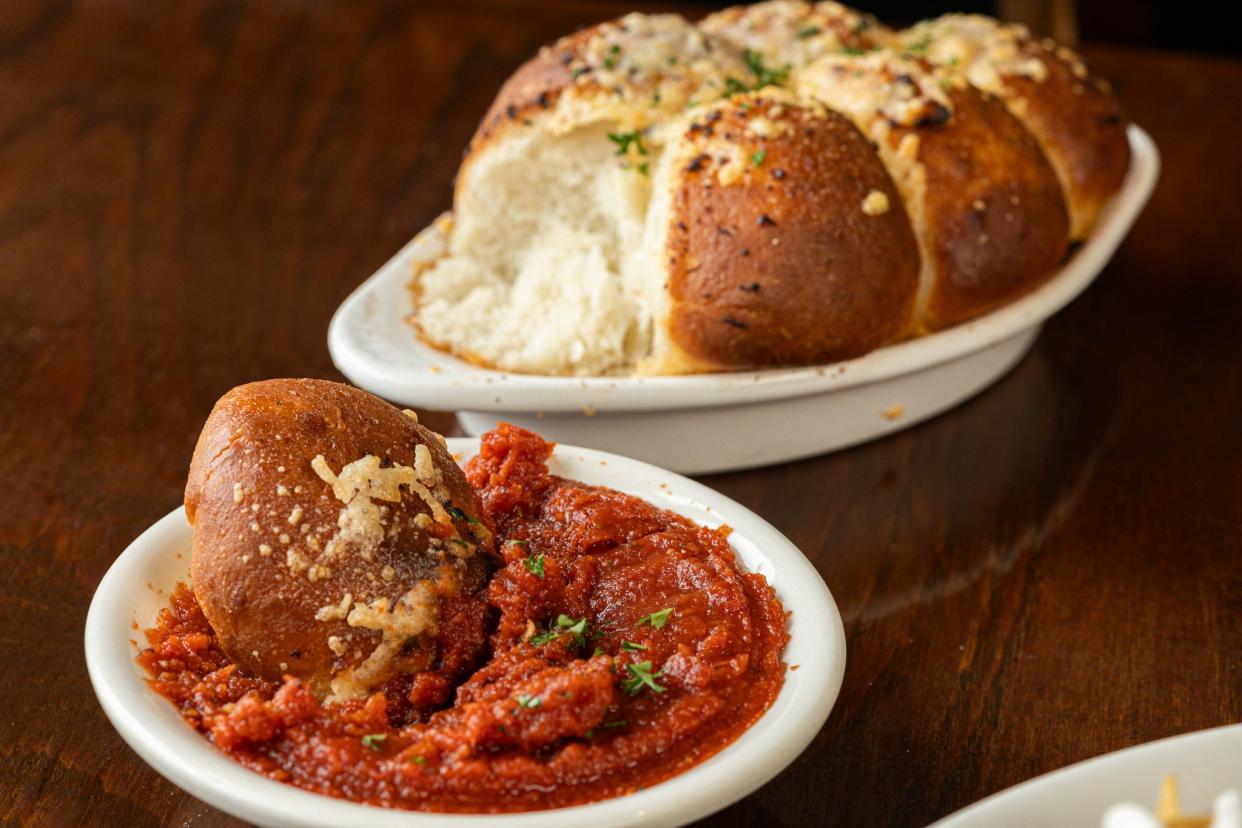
[999,52,1129,239]
[916,85,1070,328]
[898,16,1130,239]
[186,379,495,702]
[660,94,920,370]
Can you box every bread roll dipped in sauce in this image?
[184,379,496,711]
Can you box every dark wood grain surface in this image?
[1,1,1239,825]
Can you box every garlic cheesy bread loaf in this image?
[412,2,1129,376]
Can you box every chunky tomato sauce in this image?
[140,424,789,812]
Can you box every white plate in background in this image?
[932,723,1242,827]
[86,438,846,828]
[329,127,1158,474]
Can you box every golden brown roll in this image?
[643,90,920,372]
[794,51,1070,330]
[895,15,1130,240]
[185,379,495,704]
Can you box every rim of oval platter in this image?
[85,437,846,828]
[328,126,1157,414]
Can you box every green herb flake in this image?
[523,553,545,579]
[905,35,930,56]
[528,628,559,646]
[637,607,673,629]
[724,76,750,96]
[444,504,468,522]
[571,66,588,78]
[603,43,621,70]
[361,733,387,751]
[751,148,767,167]
[621,661,666,696]
[797,26,822,40]
[507,538,529,547]
[602,719,628,729]
[840,46,865,56]
[621,640,648,652]
[516,693,542,709]
[637,162,649,176]
[743,49,790,89]
[607,130,648,157]
[650,92,662,108]
[530,614,591,648]
[410,755,427,765]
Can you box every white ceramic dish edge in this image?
[85,438,846,828]
[328,126,1158,415]
[930,722,1242,827]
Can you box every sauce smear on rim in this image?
[139,424,789,812]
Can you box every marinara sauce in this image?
[140,424,789,812]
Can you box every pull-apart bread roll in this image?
[644,89,919,373]
[895,15,1130,239]
[793,51,1069,330]
[185,379,496,707]
[417,14,748,377]
[412,2,1129,376]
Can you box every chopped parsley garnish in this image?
[840,46,866,56]
[744,49,790,89]
[592,646,605,658]
[621,661,666,695]
[666,55,679,66]
[905,35,930,56]
[650,92,662,108]
[530,614,591,648]
[621,640,648,652]
[607,130,648,157]
[444,503,468,522]
[523,553,545,579]
[603,43,621,70]
[797,26,823,39]
[637,162,649,176]
[516,693,542,709]
[571,66,588,78]
[724,76,750,96]
[602,719,628,729]
[637,607,673,629]
[410,755,426,765]
[361,733,387,751]
[507,538,529,547]
[751,148,767,167]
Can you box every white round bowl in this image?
[86,438,846,828]
[328,127,1158,474]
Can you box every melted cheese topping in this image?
[310,453,450,566]
[795,51,952,129]
[701,0,888,68]
[329,580,441,702]
[545,13,747,134]
[899,14,1062,95]
[862,189,890,215]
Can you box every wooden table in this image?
[2,1,1239,825]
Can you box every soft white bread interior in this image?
[417,124,652,375]
[411,2,1128,377]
